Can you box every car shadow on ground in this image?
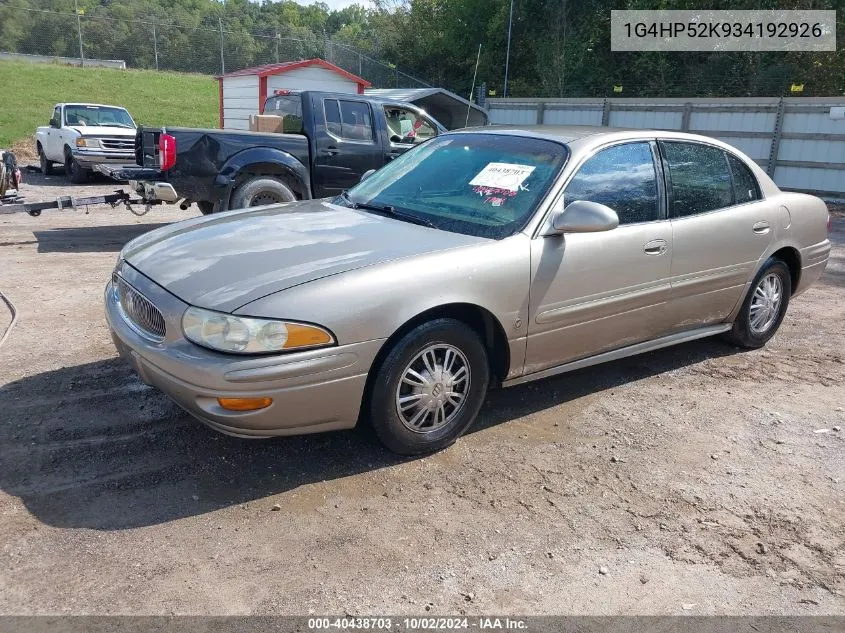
[22,167,121,188]
[32,224,171,253]
[0,338,738,531]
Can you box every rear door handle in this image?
[643,239,668,255]
[753,221,771,234]
[320,146,338,157]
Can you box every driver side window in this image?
[383,106,437,145]
[564,142,660,225]
[51,106,61,127]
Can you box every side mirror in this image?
[549,199,619,234]
[360,169,376,183]
[50,118,60,128]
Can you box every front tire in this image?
[369,318,490,455]
[725,257,791,349]
[64,152,89,184]
[230,176,296,209]
[38,145,55,175]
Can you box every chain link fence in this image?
[0,1,433,89]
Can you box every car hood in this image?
[123,199,486,313]
[71,126,136,137]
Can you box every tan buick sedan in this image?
[106,127,831,454]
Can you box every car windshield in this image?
[341,133,568,239]
[64,105,135,128]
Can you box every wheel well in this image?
[772,247,801,295]
[358,303,512,424]
[233,163,306,200]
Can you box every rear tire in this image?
[64,151,89,184]
[230,176,296,210]
[197,201,215,215]
[38,145,55,175]
[725,257,791,349]
[369,318,490,455]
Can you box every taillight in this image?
[159,133,176,171]
[828,213,832,233]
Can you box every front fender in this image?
[214,147,311,210]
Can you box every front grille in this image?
[114,274,166,340]
[100,138,135,151]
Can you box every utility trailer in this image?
[0,160,167,217]
[0,189,157,217]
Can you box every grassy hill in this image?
[0,61,218,157]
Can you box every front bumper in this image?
[72,147,135,167]
[105,263,383,438]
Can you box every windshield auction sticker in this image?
[611,10,836,51]
[470,163,536,192]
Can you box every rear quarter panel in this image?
[766,191,831,294]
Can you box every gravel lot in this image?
[0,171,843,615]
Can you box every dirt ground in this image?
[0,170,843,616]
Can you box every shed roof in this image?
[217,58,371,87]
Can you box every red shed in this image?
[217,59,371,129]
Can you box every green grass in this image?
[0,61,218,152]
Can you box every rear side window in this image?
[265,94,304,134]
[324,99,374,142]
[339,100,374,141]
[661,141,733,217]
[727,154,761,203]
[324,99,342,137]
[564,142,660,225]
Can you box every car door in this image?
[525,141,673,375]
[381,104,439,162]
[660,140,776,330]
[46,105,63,161]
[312,97,382,198]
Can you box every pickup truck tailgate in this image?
[137,128,161,169]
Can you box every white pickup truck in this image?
[35,103,137,183]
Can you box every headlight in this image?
[76,137,99,148]
[182,307,335,354]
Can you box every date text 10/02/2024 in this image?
[307,617,529,630]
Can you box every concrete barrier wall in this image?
[0,52,126,70]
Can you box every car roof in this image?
[448,124,781,199]
[267,90,427,110]
[448,124,744,149]
[60,103,129,109]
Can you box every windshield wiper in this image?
[340,192,437,229]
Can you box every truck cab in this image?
[265,90,442,198]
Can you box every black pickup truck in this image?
[120,90,447,214]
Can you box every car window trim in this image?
[658,139,766,220]
[322,98,377,146]
[534,138,666,237]
[726,152,762,204]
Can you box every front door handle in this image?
[752,221,771,234]
[643,239,668,255]
[321,146,338,157]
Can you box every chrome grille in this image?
[100,138,135,150]
[114,274,166,340]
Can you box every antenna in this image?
[466,43,482,128]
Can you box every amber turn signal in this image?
[284,323,334,348]
[217,397,273,411]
